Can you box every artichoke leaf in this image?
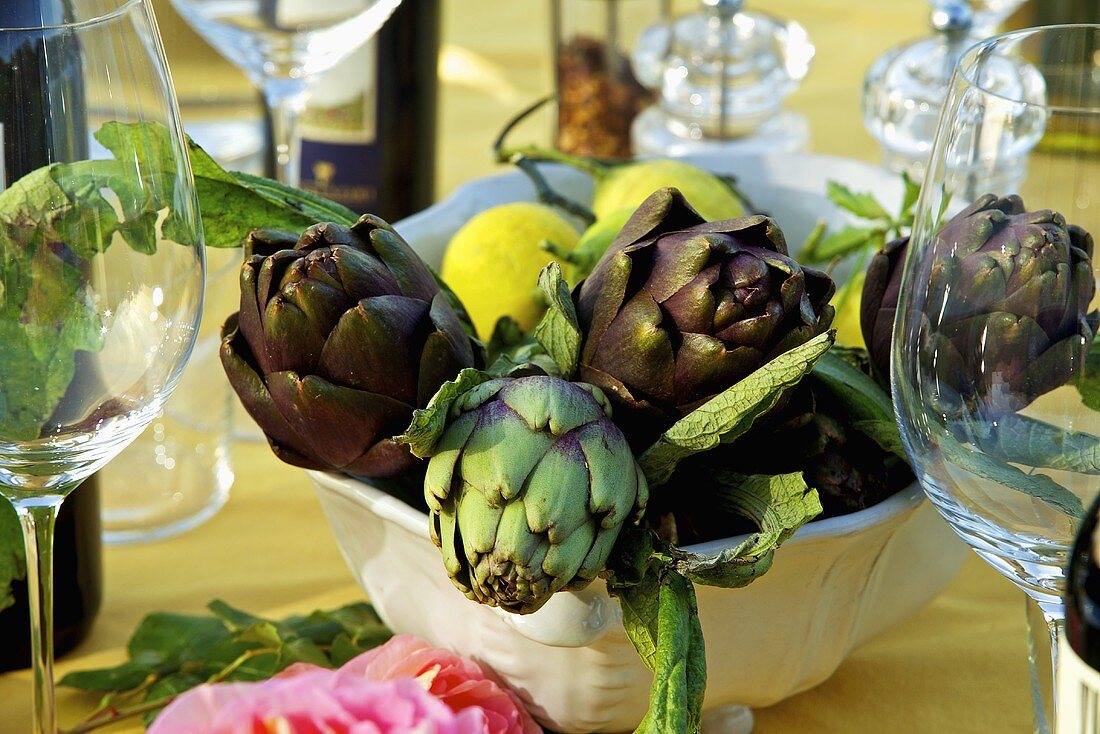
[810,350,894,423]
[852,420,907,460]
[939,432,1084,518]
[228,170,358,229]
[611,562,705,734]
[398,368,497,458]
[669,472,821,588]
[970,413,1100,476]
[801,225,876,264]
[1075,340,1100,413]
[826,181,892,222]
[485,316,527,364]
[639,331,835,487]
[532,262,582,379]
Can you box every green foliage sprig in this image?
[59,600,391,734]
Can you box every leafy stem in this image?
[62,647,280,734]
[800,174,920,265]
[491,96,599,224]
[63,696,172,734]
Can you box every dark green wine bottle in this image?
[0,0,103,671]
[298,0,440,222]
[0,480,102,672]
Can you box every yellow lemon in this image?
[442,202,580,339]
[593,160,744,222]
[831,271,866,349]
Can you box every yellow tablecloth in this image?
[0,1,1044,731]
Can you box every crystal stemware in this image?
[168,0,401,185]
[0,2,204,731]
[892,24,1100,731]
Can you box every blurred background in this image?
[151,0,1074,207]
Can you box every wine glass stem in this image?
[1027,596,1064,734]
[15,498,63,734]
[262,79,308,187]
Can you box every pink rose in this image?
[148,635,540,734]
[149,670,485,734]
[339,634,541,734]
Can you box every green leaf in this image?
[126,614,232,673]
[330,633,368,667]
[188,155,347,249]
[852,419,906,459]
[208,599,268,630]
[238,621,284,649]
[62,599,396,727]
[670,473,822,588]
[0,245,105,440]
[532,262,582,379]
[939,433,1084,518]
[142,673,205,726]
[639,332,835,487]
[811,351,894,423]
[827,181,891,221]
[802,226,876,263]
[615,568,706,734]
[798,220,827,261]
[226,651,282,682]
[486,316,527,364]
[0,501,24,613]
[900,171,921,218]
[605,526,659,590]
[280,638,333,668]
[321,602,390,638]
[397,368,495,458]
[971,414,1100,475]
[59,661,156,693]
[1076,347,1100,412]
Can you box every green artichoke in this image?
[424,375,648,614]
[576,187,835,444]
[881,194,1097,416]
[221,215,478,478]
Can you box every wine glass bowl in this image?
[0,2,204,731]
[168,0,403,184]
[169,0,401,80]
[892,23,1100,729]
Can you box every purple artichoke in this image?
[866,194,1098,416]
[860,235,909,383]
[221,215,478,478]
[575,187,836,443]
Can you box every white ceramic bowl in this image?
[310,154,968,732]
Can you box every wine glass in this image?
[168,0,401,185]
[893,24,1100,731]
[0,1,204,732]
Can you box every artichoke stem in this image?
[716,174,766,216]
[539,238,579,264]
[492,95,610,177]
[501,144,609,180]
[514,156,597,227]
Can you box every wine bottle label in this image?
[1059,637,1100,733]
[299,42,379,214]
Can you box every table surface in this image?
[0,1,1045,732]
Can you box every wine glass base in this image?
[701,704,754,734]
[101,482,229,545]
[922,481,1067,606]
